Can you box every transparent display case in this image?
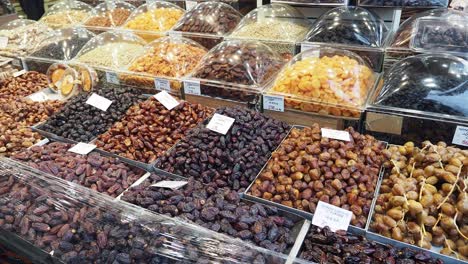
[122,1,185,41]
[358,0,448,8]
[264,48,377,129]
[171,1,242,49]
[39,0,93,29]
[365,54,468,146]
[46,62,97,99]
[270,0,348,7]
[120,36,207,93]
[0,19,51,58]
[184,39,285,110]
[383,8,465,72]
[228,4,311,59]
[299,6,389,72]
[83,0,136,33]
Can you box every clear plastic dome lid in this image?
[390,9,465,49]
[74,31,145,69]
[270,48,375,110]
[229,4,311,42]
[190,39,284,88]
[0,19,52,57]
[126,36,207,78]
[40,0,93,29]
[172,1,242,36]
[305,6,388,48]
[84,1,135,28]
[30,27,95,61]
[122,1,185,32]
[372,54,468,118]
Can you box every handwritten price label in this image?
[207,113,235,135]
[263,95,284,112]
[312,201,352,232]
[452,125,468,147]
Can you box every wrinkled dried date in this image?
[13,142,144,197]
[157,106,290,191]
[122,173,296,253]
[249,124,385,228]
[0,71,48,100]
[96,98,213,164]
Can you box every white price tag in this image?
[0,36,8,48]
[452,125,468,147]
[154,78,171,92]
[263,95,284,112]
[321,128,351,142]
[154,91,180,110]
[300,43,320,57]
[312,201,353,232]
[12,69,27,77]
[106,71,119,84]
[184,80,201,95]
[28,91,48,102]
[68,142,97,155]
[86,93,113,111]
[33,138,50,147]
[151,180,188,190]
[77,28,88,38]
[207,113,235,135]
[185,0,197,10]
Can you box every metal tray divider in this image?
[285,220,311,264]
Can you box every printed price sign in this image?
[0,37,8,48]
[207,113,235,135]
[86,93,113,111]
[106,71,120,84]
[263,95,284,112]
[321,128,351,141]
[154,78,171,92]
[68,143,96,155]
[312,201,352,232]
[151,181,188,190]
[154,91,180,110]
[300,43,319,53]
[452,125,468,147]
[184,80,201,95]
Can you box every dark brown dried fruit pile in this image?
[13,142,144,197]
[299,225,444,264]
[249,124,385,228]
[157,106,290,191]
[122,173,297,253]
[95,98,213,163]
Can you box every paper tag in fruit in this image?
[452,125,468,147]
[154,78,171,92]
[12,69,27,77]
[151,180,188,190]
[33,138,50,147]
[321,128,351,141]
[154,91,180,110]
[263,95,284,112]
[28,91,48,102]
[312,201,352,232]
[184,80,201,95]
[207,113,235,135]
[185,0,197,10]
[86,93,113,111]
[105,71,119,84]
[0,37,8,48]
[68,142,96,155]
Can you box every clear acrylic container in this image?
[83,0,136,32]
[228,4,311,59]
[264,47,376,128]
[0,19,51,57]
[185,39,285,109]
[171,1,242,49]
[358,0,448,7]
[73,30,145,70]
[121,35,207,92]
[365,54,468,146]
[39,0,93,29]
[122,1,185,41]
[270,0,348,6]
[300,6,388,72]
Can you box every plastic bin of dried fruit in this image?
[82,0,136,34]
[39,0,93,29]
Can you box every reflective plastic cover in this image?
[40,0,93,29]
[84,0,135,28]
[172,1,242,36]
[358,0,448,7]
[229,4,311,42]
[268,48,375,117]
[0,19,51,57]
[74,31,145,69]
[30,27,95,61]
[123,2,185,34]
[305,6,388,48]
[372,54,468,118]
[190,40,285,89]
